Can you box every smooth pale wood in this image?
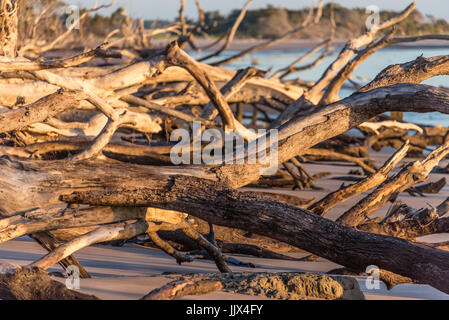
[271,2,416,127]
[359,121,423,135]
[141,279,223,300]
[30,221,148,270]
[0,206,148,243]
[320,32,395,105]
[0,44,121,72]
[29,232,91,279]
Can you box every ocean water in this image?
[198,46,449,127]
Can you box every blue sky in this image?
[66,0,449,21]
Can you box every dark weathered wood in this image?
[357,212,449,240]
[59,174,449,294]
[0,158,216,214]
[215,84,449,188]
[410,177,446,195]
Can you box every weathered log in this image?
[309,141,409,216]
[271,1,416,126]
[0,89,83,134]
[320,31,395,105]
[159,272,365,300]
[1,156,449,292]
[141,278,223,300]
[0,206,148,242]
[221,84,449,189]
[55,172,449,293]
[0,264,98,300]
[30,221,149,270]
[0,44,121,72]
[357,210,448,240]
[166,41,236,130]
[360,55,449,93]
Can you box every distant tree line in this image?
[20,1,449,40]
[199,4,449,39]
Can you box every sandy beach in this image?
[1,149,447,300]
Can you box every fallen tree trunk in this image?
[57,175,449,294]
[2,157,449,293]
[216,84,449,189]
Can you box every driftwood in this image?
[337,140,449,227]
[143,272,365,300]
[141,278,223,300]
[309,141,410,216]
[0,265,98,300]
[0,0,17,58]
[0,264,364,300]
[1,0,449,298]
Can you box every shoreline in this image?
[151,38,449,52]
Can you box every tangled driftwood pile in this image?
[0,0,449,299]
